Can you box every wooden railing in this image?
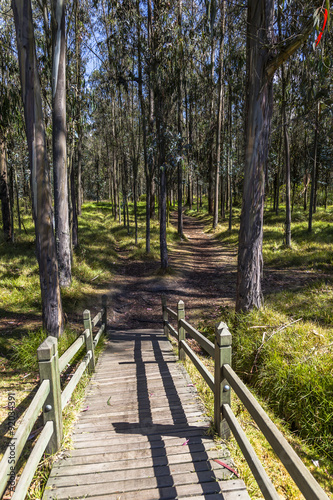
[162,297,329,500]
[0,295,107,500]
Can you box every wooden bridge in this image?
[0,296,329,500]
[43,328,248,499]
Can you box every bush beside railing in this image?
[0,295,107,500]
[162,296,329,500]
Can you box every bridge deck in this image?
[44,329,249,499]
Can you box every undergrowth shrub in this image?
[11,329,78,371]
[199,288,333,459]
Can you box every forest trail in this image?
[109,213,238,331]
[108,211,324,332]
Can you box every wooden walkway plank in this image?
[43,329,249,499]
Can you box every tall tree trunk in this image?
[275,121,282,215]
[148,0,155,226]
[236,0,311,311]
[156,92,168,270]
[208,37,216,215]
[136,0,150,252]
[228,88,232,231]
[177,0,183,237]
[52,0,71,287]
[75,0,83,216]
[236,0,274,312]
[8,161,14,242]
[213,0,225,229]
[12,0,63,337]
[0,134,12,240]
[14,167,22,232]
[70,150,78,248]
[281,64,291,247]
[309,102,320,232]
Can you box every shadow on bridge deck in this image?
[43,329,249,500]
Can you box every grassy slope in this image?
[185,202,333,497]
[1,200,332,498]
[0,200,179,498]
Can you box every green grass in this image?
[169,335,333,499]
[1,197,332,497]
[0,198,178,498]
[184,197,333,497]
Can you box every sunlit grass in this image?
[183,198,333,497]
[169,334,332,499]
[207,204,333,273]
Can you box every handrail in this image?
[0,379,50,498]
[0,295,108,499]
[161,296,329,500]
[222,404,279,500]
[166,307,177,321]
[223,364,328,500]
[165,321,178,340]
[61,351,92,410]
[180,340,214,391]
[58,331,86,373]
[92,309,103,327]
[11,421,54,500]
[179,318,215,357]
[94,323,105,347]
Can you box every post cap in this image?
[177,300,185,310]
[37,336,58,361]
[83,309,91,320]
[215,322,232,346]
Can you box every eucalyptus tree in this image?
[52,0,71,286]
[212,0,225,229]
[236,0,314,312]
[0,4,15,241]
[12,0,63,336]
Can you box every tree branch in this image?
[266,18,313,80]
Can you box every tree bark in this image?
[75,0,83,216]
[12,0,63,337]
[281,64,291,247]
[207,37,216,215]
[70,150,78,248]
[308,102,320,232]
[52,0,71,287]
[156,91,168,270]
[177,0,183,237]
[236,0,274,312]
[136,0,150,253]
[213,0,225,229]
[236,1,312,311]
[0,134,12,240]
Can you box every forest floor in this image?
[1,205,332,498]
[108,212,237,330]
[108,211,324,331]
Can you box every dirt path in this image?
[108,213,238,331]
[107,212,327,331]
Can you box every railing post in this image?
[83,309,96,371]
[214,322,232,439]
[102,294,108,330]
[178,300,185,361]
[37,336,63,454]
[162,295,169,339]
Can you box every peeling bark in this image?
[236,0,274,312]
[52,0,71,287]
[0,134,12,240]
[12,0,63,337]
